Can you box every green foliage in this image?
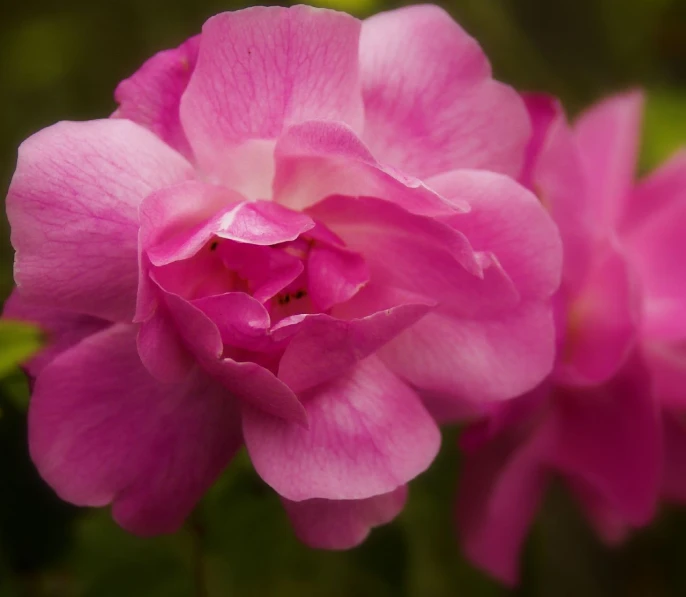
[0,320,42,380]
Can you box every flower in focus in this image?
[457,90,686,585]
[3,5,560,545]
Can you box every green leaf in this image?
[0,320,43,379]
[641,88,686,173]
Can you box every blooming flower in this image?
[457,90,686,584]
[3,5,560,545]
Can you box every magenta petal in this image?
[307,243,369,311]
[137,308,195,383]
[274,299,431,395]
[380,301,556,413]
[662,413,686,503]
[555,244,640,385]
[622,152,686,341]
[29,324,241,535]
[283,486,407,549]
[273,120,463,216]
[2,290,108,378]
[552,356,661,525]
[181,5,363,172]
[574,90,644,230]
[243,356,440,501]
[309,195,519,317]
[428,169,562,300]
[7,119,193,322]
[360,5,529,179]
[458,422,552,586]
[114,35,200,160]
[159,289,306,423]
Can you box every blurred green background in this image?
[1,0,686,595]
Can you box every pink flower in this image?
[3,5,560,544]
[458,90,686,584]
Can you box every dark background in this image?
[1,0,686,595]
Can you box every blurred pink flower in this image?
[458,90,686,584]
[3,5,560,543]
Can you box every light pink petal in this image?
[428,169,562,300]
[307,242,369,311]
[243,356,440,501]
[380,301,556,417]
[360,5,529,179]
[7,119,193,322]
[662,412,686,503]
[147,198,314,266]
[309,195,519,318]
[283,486,407,549]
[554,243,640,385]
[574,90,644,230]
[180,6,363,173]
[2,289,108,378]
[458,420,553,586]
[29,324,241,535]
[551,355,661,525]
[522,96,595,289]
[113,35,200,160]
[621,152,686,340]
[273,120,464,216]
[159,288,306,424]
[274,296,431,395]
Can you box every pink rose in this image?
[3,5,560,545]
[458,90,686,585]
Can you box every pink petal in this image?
[554,243,640,386]
[519,94,560,190]
[243,356,440,501]
[2,289,108,378]
[29,324,241,535]
[113,35,200,160]
[274,296,432,395]
[380,301,556,416]
[273,120,464,216]
[574,90,644,230]
[522,95,595,289]
[307,242,369,311]
[158,288,307,424]
[551,355,661,525]
[147,197,314,266]
[360,5,529,179]
[662,412,686,503]
[458,420,553,586]
[428,169,562,300]
[621,152,686,340]
[309,195,519,318]
[180,6,363,173]
[283,486,407,549]
[7,119,193,322]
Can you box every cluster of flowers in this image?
[3,4,686,584]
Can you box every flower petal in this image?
[458,419,552,586]
[243,356,440,501]
[360,5,529,179]
[7,119,193,322]
[428,168,562,300]
[29,324,241,535]
[380,301,556,416]
[573,90,644,230]
[180,5,363,173]
[551,355,661,525]
[113,35,200,160]
[273,120,464,216]
[282,486,407,549]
